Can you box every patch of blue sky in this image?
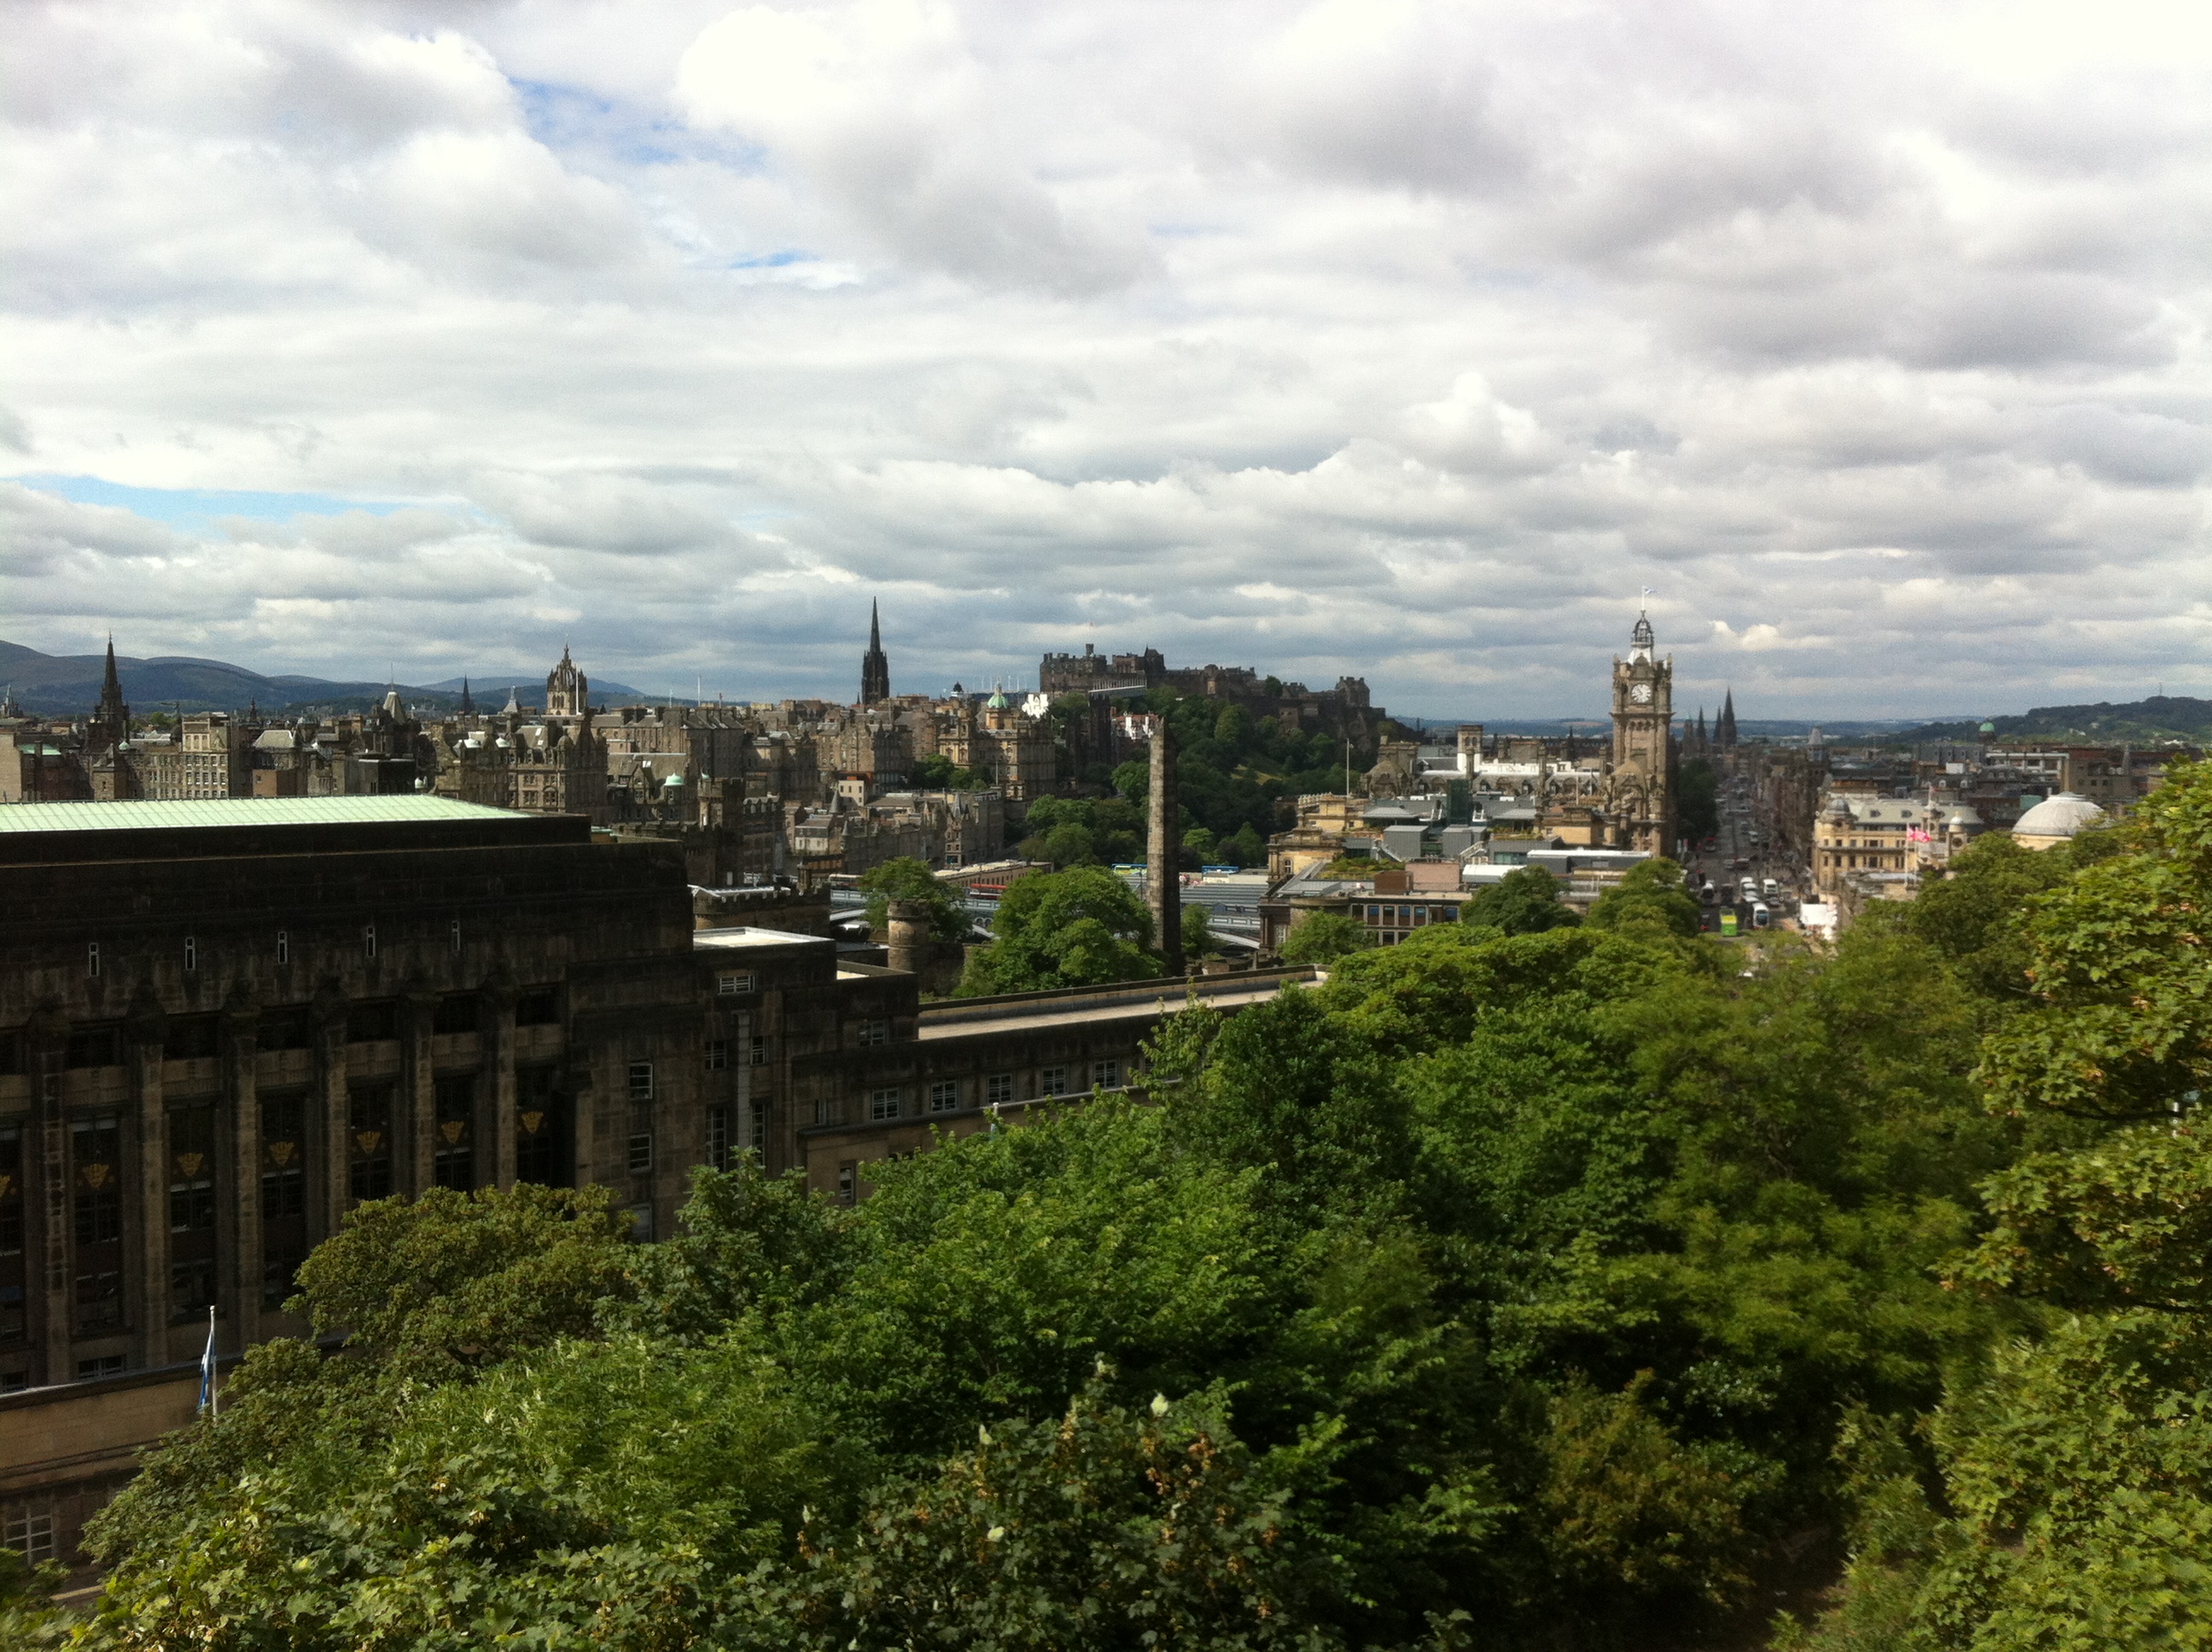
[512,77,765,172]
[9,474,410,535]
[731,250,813,269]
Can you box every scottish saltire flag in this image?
[198,1308,217,1416]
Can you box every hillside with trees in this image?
[1888,694,2212,747]
[29,764,2212,1648]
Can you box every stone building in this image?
[1604,610,1676,853]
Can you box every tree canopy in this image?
[956,865,1161,995]
[1458,864,1582,934]
[65,762,2212,1650]
[856,855,971,943]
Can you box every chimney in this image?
[1148,719,1183,975]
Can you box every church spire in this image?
[459,677,474,715]
[860,600,890,705]
[92,632,130,747]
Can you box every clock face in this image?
[1629,683,1653,705]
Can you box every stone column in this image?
[404,984,439,1195]
[224,996,261,1350]
[886,899,929,979]
[126,1000,168,1371]
[483,969,518,1190]
[1147,719,1183,976]
[315,983,350,1238]
[29,1015,68,1388]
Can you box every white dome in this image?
[2014,792,2104,839]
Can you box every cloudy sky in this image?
[4,0,2209,719]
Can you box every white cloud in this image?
[0,0,2207,716]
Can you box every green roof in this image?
[0,796,524,835]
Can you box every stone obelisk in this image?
[1148,717,1183,976]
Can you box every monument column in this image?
[1147,719,1183,976]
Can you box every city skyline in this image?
[4,2,2209,718]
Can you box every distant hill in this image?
[0,640,649,718]
[1887,695,2212,747]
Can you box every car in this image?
[1762,878,1779,899]
[1749,901,1773,929]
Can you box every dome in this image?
[987,686,1008,709]
[1978,720,1997,734]
[2013,792,2104,840]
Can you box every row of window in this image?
[86,920,478,979]
[702,1037,769,1072]
[3,992,564,1075]
[853,1062,1122,1124]
[1360,903,1452,928]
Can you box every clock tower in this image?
[1608,610,1677,853]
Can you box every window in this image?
[72,1117,122,1246]
[627,1131,654,1175]
[814,1096,831,1126]
[1040,1066,1069,1096]
[183,935,197,973]
[626,1203,655,1241]
[717,972,754,997]
[0,1370,26,1393]
[259,1008,312,1051]
[364,922,376,959]
[836,1162,857,1207]
[450,919,463,955]
[1092,1060,1119,1090]
[64,1027,118,1069]
[986,1073,1014,1107]
[276,929,288,965]
[928,1079,959,1114]
[433,1075,475,1191]
[346,1001,397,1044]
[172,1256,218,1317]
[432,994,479,1035]
[516,1067,565,1187]
[869,1088,901,1121]
[857,1018,889,1048]
[74,1357,124,1382]
[75,1271,121,1333]
[707,1105,733,1172]
[749,1036,767,1067]
[705,1039,729,1071]
[167,1106,217,1234]
[0,1126,21,1257]
[4,1510,55,1568]
[627,1062,655,1103]
[168,1016,221,1060]
[86,941,99,979]
[348,1084,393,1202]
[515,988,560,1027]
[750,1102,767,1149]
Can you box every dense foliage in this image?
[956,865,1161,996]
[856,855,972,944]
[65,765,2212,1649]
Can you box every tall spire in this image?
[92,632,130,747]
[1718,688,1737,750]
[459,677,474,715]
[860,600,890,705]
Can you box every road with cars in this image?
[1686,771,1808,936]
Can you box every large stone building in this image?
[0,791,1307,1575]
[1037,642,1382,745]
[1604,610,1677,853]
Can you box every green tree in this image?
[1459,864,1581,934]
[911,751,989,790]
[1279,910,1374,965]
[1586,856,1702,939]
[858,854,970,943]
[1181,903,1217,962]
[957,866,1161,995]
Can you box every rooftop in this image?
[0,795,521,834]
[692,926,835,952]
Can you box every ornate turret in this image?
[545,647,588,718]
[860,601,891,705]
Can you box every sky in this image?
[3,0,2209,720]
